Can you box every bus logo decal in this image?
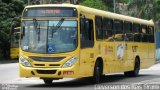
[117,44,124,60]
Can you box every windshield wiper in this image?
[33,18,39,33]
[33,18,40,42]
[51,18,64,38]
[37,24,40,42]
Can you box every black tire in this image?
[43,79,53,85]
[124,58,140,77]
[92,61,102,84]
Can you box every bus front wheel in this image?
[92,61,102,84]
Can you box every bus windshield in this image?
[21,20,78,53]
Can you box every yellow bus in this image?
[10,27,20,59]
[19,4,155,84]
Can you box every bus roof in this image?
[24,4,154,26]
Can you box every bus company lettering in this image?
[105,46,113,54]
[132,46,138,52]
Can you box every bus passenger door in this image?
[79,14,95,76]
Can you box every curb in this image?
[156,60,160,64]
[0,60,18,64]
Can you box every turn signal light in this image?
[63,71,74,75]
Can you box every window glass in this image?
[114,20,124,41]
[141,25,148,42]
[124,22,132,33]
[124,22,133,41]
[95,16,103,40]
[133,24,141,33]
[133,24,141,42]
[148,26,155,43]
[80,18,94,48]
[103,18,114,41]
[21,20,78,53]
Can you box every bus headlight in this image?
[19,56,32,67]
[62,56,79,68]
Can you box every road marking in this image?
[134,78,160,84]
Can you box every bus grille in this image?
[34,64,45,66]
[34,64,60,67]
[29,56,65,62]
[36,70,56,74]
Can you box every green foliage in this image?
[102,0,113,12]
[114,0,160,21]
[123,0,130,4]
[154,0,160,20]
[0,0,25,59]
[80,0,107,11]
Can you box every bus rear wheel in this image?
[43,79,53,85]
[124,58,140,77]
[92,61,102,84]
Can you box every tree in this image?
[126,0,160,21]
[0,0,25,59]
[154,0,160,32]
[80,0,107,11]
[101,0,113,12]
[126,0,154,19]
[153,0,160,21]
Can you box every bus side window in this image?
[103,18,114,41]
[124,21,133,41]
[114,20,124,41]
[80,18,94,48]
[148,26,155,43]
[133,24,141,42]
[141,25,148,42]
[95,16,103,40]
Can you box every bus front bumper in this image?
[19,64,80,79]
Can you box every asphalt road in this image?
[0,62,160,90]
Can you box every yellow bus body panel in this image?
[10,48,19,59]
